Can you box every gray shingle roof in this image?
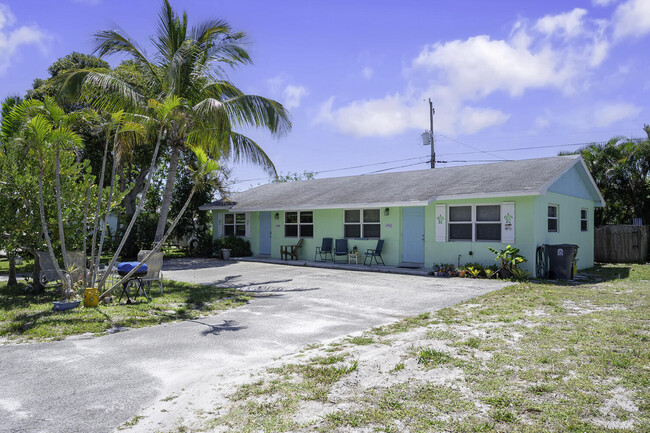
[202,155,586,211]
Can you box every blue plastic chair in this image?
[333,239,348,263]
[364,240,385,266]
[315,237,333,262]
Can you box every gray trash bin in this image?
[546,244,578,279]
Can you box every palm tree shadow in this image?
[190,319,247,336]
[212,275,320,295]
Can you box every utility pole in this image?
[429,98,435,168]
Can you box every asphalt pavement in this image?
[0,259,509,433]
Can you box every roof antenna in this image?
[421,99,436,168]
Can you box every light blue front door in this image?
[402,207,425,263]
[259,212,271,255]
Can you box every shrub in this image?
[215,236,252,257]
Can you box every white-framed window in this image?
[285,211,313,238]
[344,209,381,239]
[580,208,588,232]
[449,206,472,241]
[448,204,501,242]
[224,213,246,236]
[548,205,558,232]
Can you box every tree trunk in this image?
[103,186,196,297]
[7,256,17,286]
[30,249,44,293]
[55,147,70,274]
[97,128,165,290]
[37,158,66,293]
[92,135,120,287]
[90,132,112,283]
[154,145,181,243]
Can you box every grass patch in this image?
[0,280,250,342]
[203,264,650,432]
[415,347,452,367]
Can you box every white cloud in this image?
[457,107,510,134]
[535,8,588,38]
[361,67,374,80]
[314,6,635,138]
[282,84,308,110]
[315,94,420,137]
[0,3,49,75]
[593,0,620,6]
[592,102,642,126]
[612,0,650,40]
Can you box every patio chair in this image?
[315,237,333,262]
[137,250,164,295]
[67,251,87,288]
[280,238,303,261]
[35,251,67,288]
[364,240,385,266]
[333,239,348,263]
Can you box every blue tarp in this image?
[117,261,148,274]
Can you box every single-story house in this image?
[200,155,604,275]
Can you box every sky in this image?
[1,0,649,192]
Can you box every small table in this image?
[348,253,359,264]
[117,270,148,304]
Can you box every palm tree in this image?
[62,0,291,244]
[101,145,220,297]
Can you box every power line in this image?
[436,133,507,161]
[436,139,608,157]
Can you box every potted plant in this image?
[487,245,528,279]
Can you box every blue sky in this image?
[1,0,649,191]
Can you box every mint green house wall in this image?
[426,196,538,273]
[209,164,599,273]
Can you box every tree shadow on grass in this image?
[209,275,320,296]
[190,319,248,336]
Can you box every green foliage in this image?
[488,244,527,272]
[214,236,252,257]
[273,171,315,183]
[509,267,531,281]
[572,127,650,225]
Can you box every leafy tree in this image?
[273,171,315,183]
[574,125,650,226]
[0,98,102,292]
[62,0,291,246]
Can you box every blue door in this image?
[259,212,271,255]
[402,207,425,263]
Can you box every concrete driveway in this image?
[0,259,509,433]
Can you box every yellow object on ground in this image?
[84,288,100,307]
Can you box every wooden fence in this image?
[595,225,649,263]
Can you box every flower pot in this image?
[53,300,80,311]
[457,270,466,278]
[84,288,100,308]
[221,249,231,260]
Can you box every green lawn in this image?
[0,279,250,342]
[208,264,650,433]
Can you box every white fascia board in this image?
[230,201,430,212]
[578,158,606,207]
[427,191,541,203]
[538,156,605,207]
[198,204,234,211]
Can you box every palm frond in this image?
[227,131,277,176]
[223,94,291,136]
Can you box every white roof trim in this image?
[428,191,541,203]
[578,158,606,207]
[539,156,605,207]
[226,201,430,212]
